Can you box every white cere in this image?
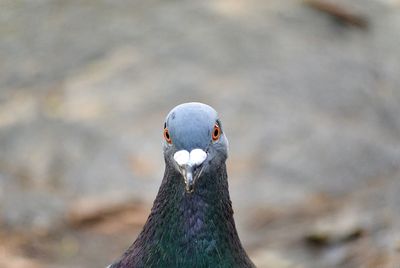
[173,150,190,166]
[189,149,207,166]
[174,149,207,167]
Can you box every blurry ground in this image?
[1,0,400,267]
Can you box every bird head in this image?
[162,102,229,193]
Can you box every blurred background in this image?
[1,0,400,267]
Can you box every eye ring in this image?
[212,124,221,142]
[164,128,172,144]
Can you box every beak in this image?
[180,164,199,193]
[173,149,207,193]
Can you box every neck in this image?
[119,163,253,267]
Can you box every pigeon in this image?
[108,102,255,268]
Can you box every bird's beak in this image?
[180,164,196,193]
[173,149,207,193]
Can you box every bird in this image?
[108,102,255,268]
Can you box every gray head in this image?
[162,102,229,193]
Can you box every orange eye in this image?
[212,124,221,141]
[164,128,172,144]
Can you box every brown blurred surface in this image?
[1,0,400,267]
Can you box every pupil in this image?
[165,131,169,139]
[214,129,218,137]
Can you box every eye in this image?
[164,128,172,144]
[212,124,221,142]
